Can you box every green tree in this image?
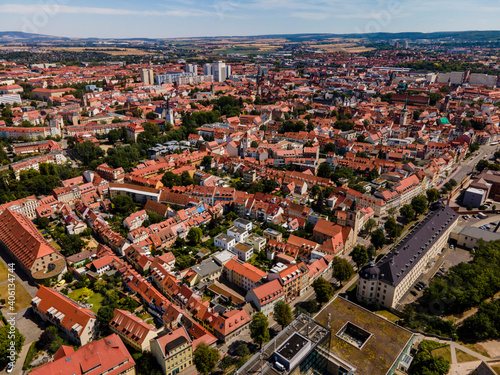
[219,355,234,370]
[313,277,334,304]
[187,227,203,244]
[112,194,135,215]
[387,207,397,217]
[235,343,250,358]
[409,340,450,375]
[400,204,416,223]
[317,162,332,178]
[108,129,120,144]
[363,218,377,234]
[273,300,293,329]
[0,325,24,365]
[134,351,163,375]
[332,258,354,285]
[426,188,440,203]
[193,343,220,375]
[59,234,85,256]
[371,228,386,250]
[37,217,50,230]
[97,305,115,328]
[351,245,369,268]
[249,312,270,348]
[250,141,259,148]
[385,217,403,238]
[411,195,428,216]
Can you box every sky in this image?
[0,0,500,39]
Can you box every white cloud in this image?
[290,12,330,20]
[0,4,213,17]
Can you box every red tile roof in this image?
[31,334,135,375]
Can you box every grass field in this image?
[50,47,155,56]
[431,345,452,363]
[456,349,479,363]
[461,342,491,358]
[0,280,32,313]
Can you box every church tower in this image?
[400,98,408,126]
[346,198,362,237]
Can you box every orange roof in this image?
[225,259,267,283]
[31,334,135,375]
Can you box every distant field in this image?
[310,43,374,53]
[50,47,155,55]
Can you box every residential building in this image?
[268,264,304,302]
[245,279,285,316]
[30,334,136,375]
[223,259,267,291]
[140,68,154,85]
[31,286,98,346]
[227,225,249,243]
[109,309,158,352]
[214,233,236,250]
[233,217,253,232]
[451,225,500,249]
[263,228,283,242]
[246,233,267,251]
[232,242,254,261]
[151,326,194,375]
[209,308,250,342]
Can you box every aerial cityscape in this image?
[2,2,500,375]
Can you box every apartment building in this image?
[31,286,98,346]
[151,327,194,375]
[109,309,158,352]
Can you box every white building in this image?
[212,61,227,82]
[232,243,254,262]
[214,233,236,250]
[227,226,249,243]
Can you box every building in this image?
[123,210,149,230]
[245,279,285,316]
[109,309,158,352]
[232,242,254,261]
[185,64,198,75]
[212,61,227,82]
[31,286,98,346]
[96,163,126,183]
[150,326,194,375]
[462,187,488,208]
[314,296,416,375]
[30,334,136,375]
[357,204,459,309]
[233,217,253,232]
[109,183,162,203]
[451,225,500,249]
[190,258,222,284]
[140,68,154,85]
[268,264,305,302]
[214,233,236,250]
[238,314,330,375]
[203,63,212,76]
[227,225,249,243]
[246,233,267,251]
[263,228,283,242]
[0,209,66,281]
[210,308,250,342]
[223,259,267,291]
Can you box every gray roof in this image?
[458,226,500,243]
[361,204,458,286]
[191,259,221,277]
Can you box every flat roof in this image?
[459,226,500,242]
[276,333,310,361]
[315,296,414,375]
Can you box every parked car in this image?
[418,281,427,287]
[6,363,14,374]
[410,290,418,296]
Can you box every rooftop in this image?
[315,296,414,375]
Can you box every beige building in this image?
[140,68,154,85]
[110,309,158,352]
[151,326,194,375]
[357,204,458,309]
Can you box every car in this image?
[418,281,427,286]
[6,363,14,373]
[410,290,418,296]
[491,222,498,226]
[486,225,491,230]
[450,244,454,249]
[464,216,468,220]
[436,272,443,277]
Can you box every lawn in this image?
[456,349,479,363]
[375,310,400,323]
[68,288,104,313]
[0,280,32,313]
[0,261,8,280]
[431,345,452,363]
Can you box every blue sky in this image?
[1,0,500,38]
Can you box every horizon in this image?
[1,0,500,39]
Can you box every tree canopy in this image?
[332,258,354,285]
[249,312,270,348]
[193,343,220,375]
[313,277,334,304]
[273,300,293,329]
